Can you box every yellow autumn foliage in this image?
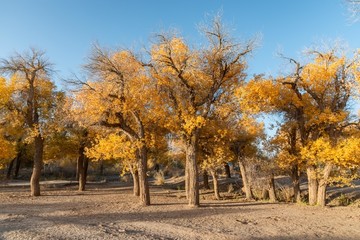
[300,137,360,168]
[182,115,206,136]
[151,37,192,77]
[200,120,234,171]
[238,48,360,181]
[0,77,12,107]
[0,137,16,169]
[301,55,346,92]
[85,133,136,162]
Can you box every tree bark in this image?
[203,170,210,189]
[185,162,190,199]
[224,162,231,178]
[78,158,86,192]
[130,168,140,196]
[76,156,80,181]
[268,175,277,203]
[78,166,86,191]
[210,170,220,200]
[291,164,301,203]
[317,163,332,207]
[137,145,150,206]
[185,133,199,207]
[307,165,318,205]
[8,148,24,179]
[14,153,22,179]
[238,156,253,200]
[84,157,89,184]
[99,160,104,175]
[30,135,44,196]
[77,136,88,191]
[6,157,15,180]
[262,188,269,200]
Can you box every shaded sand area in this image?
[1,180,360,240]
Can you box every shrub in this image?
[154,170,165,185]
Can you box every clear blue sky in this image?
[0,0,358,87]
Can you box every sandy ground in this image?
[0,182,360,240]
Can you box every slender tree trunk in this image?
[14,153,22,179]
[137,145,150,206]
[203,170,210,189]
[317,163,332,207]
[224,163,231,178]
[77,138,88,191]
[210,170,220,200]
[99,160,104,175]
[130,168,140,196]
[78,158,84,191]
[268,175,277,203]
[76,157,80,181]
[307,165,318,205]
[185,162,190,199]
[78,167,86,191]
[291,164,301,203]
[84,157,89,184]
[185,133,199,207]
[238,156,253,200]
[7,147,24,179]
[262,188,269,200]
[6,158,15,180]
[78,160,86,191]
[30,135,44,196]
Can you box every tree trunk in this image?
[78,167,86,191]
[317,163,332,207]
[99,160,104,175]
[268,175,277,203]
[137,145,150,206]
[307,165,318,205]
[238,156,253,200]
[6,157,15,180]
[7,148,23,179]
[291,164,301,203]
[185,162,190,199]
[78,161,86,192]
[224,162,231,178]
[210,170,220,200]
[130,168,140,196]
[203,170,210,189]
[77,139,88,191]
[84,157,89,184]
[76,156,80,181]
[185,133,199,207]
[262,188,269,200]
[30,135,44,196]
[14,153,22,179]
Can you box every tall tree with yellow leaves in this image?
[270,123,305,202]
[0,49,59,196]
[151,16,254,206]
[86,132,140,196]
[239,48,360,206]
[50,95,95,192]
[230,117,264,200]
[199,118,234,200]
[74,46,159,205]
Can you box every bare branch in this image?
[0,48,53,79]
[63,74,96,92]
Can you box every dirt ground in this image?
[0,181,360,240]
